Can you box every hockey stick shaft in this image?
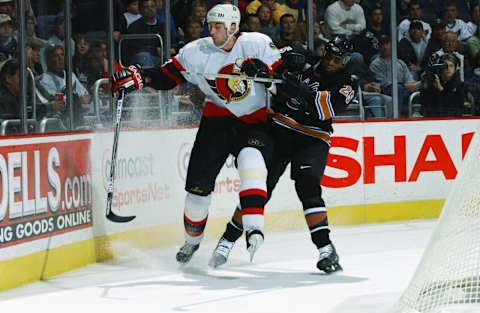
[184,72,283,84]
[106,88,135,223]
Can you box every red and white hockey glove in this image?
[112,64,144,95]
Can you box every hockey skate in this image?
[246,230,264,262]
[317,243,342,274]
[176,242,199,264]
[208,237,235,268]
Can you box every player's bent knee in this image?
[185,192,211,220]
[237,147,267,181]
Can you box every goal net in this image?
[393,129,480,313]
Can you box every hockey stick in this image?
[185,72,283,84]
[106,88,136,223]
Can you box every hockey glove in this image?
[112,64,144,96]
[279,51,306,74]
[240,58,270,78]
[277,72,316,113]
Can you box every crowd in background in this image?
[0,0,479,133]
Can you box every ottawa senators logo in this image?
[206,64,251,103]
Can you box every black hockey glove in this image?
[240,58,270,77]
[276,51,306,74]
[276,72,316,114]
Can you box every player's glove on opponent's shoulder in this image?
[112,64,144,95]
[240,58,271,78]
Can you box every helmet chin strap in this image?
[215,24,237,49]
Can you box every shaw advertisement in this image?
[0,139,93,248]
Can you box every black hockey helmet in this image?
[325,36,353,65]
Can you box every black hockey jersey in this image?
[269,63,354,145]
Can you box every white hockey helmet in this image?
[206,4,241,35]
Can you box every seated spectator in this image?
[273,13,302,48]
[155,0,180,41]
[0,0,12,18]
[442,1,476,42]
[24,15,47,47]
[430,31,466,82]
[245,14,261,33]
[190,0,209,38]
[398,0,432,41]
[27,39,43,76]
[47,15,75,57]
[423,19,447,69]
[295,2,329,42]
[468,2,480,69]
[0,13,16,61]
[398,20,429,81]
[325,0,365,39]
[421,53,465,117]
[37,45,90,124]
[183,17,203,44]
[115,0,141,38]
[280,0,305,23]
[313,38,326,58]
[257,5,279,38]
[352,6,389,65]
[126,0,164,67]
[73,34,90,87]
[246,0,284,25]
[0,59,20,119]
[82,39,109,90]
[370,35,420,117]
[361,0,391,29]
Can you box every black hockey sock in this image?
[311,229,331,249]
[223,219,243,242]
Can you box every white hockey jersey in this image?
[170,32,281,123]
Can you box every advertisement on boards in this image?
[0,139,93,248]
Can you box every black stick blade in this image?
[106,211,136,223]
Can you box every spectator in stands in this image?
[257,5,278,38]
[370,35,420,117]
[431,31,466,82]
[352,6,389,65]
[82,39,109,90]
[295,2,327,42]
[24,15,46,47]
[0,14,16,61]
[421,53,465,117]
[27,39,43,76]
[467,3,480,69]
[115,0,141,38]
[0,0,12,18]
[37,45,90,123]
[0,59,20,119]
[273,13,301,48]
[280,0,305,23]
[155,0,181,42]
[398,0,432,41]
[361,0,391,30]
[245,14,261,33]
[246,0,284,25]
[313,38,326,57]
[73,34,90,87]
[47,15,75,57]
[182,17,203,44]
[398,20,428,81]
[325,0,366,39]
[423,19,447,69]
[442,1,476,42]
[190,0,209,38]
[126,0,164,67]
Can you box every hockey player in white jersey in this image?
[112,4,282,264]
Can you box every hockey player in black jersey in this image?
[209,36,355,273]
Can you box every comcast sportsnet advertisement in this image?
[0,138,92,248]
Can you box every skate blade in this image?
[318,262,343,274]
[208,254,227,269]
[247,234,264,262]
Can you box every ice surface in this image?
[0,220,436,313]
